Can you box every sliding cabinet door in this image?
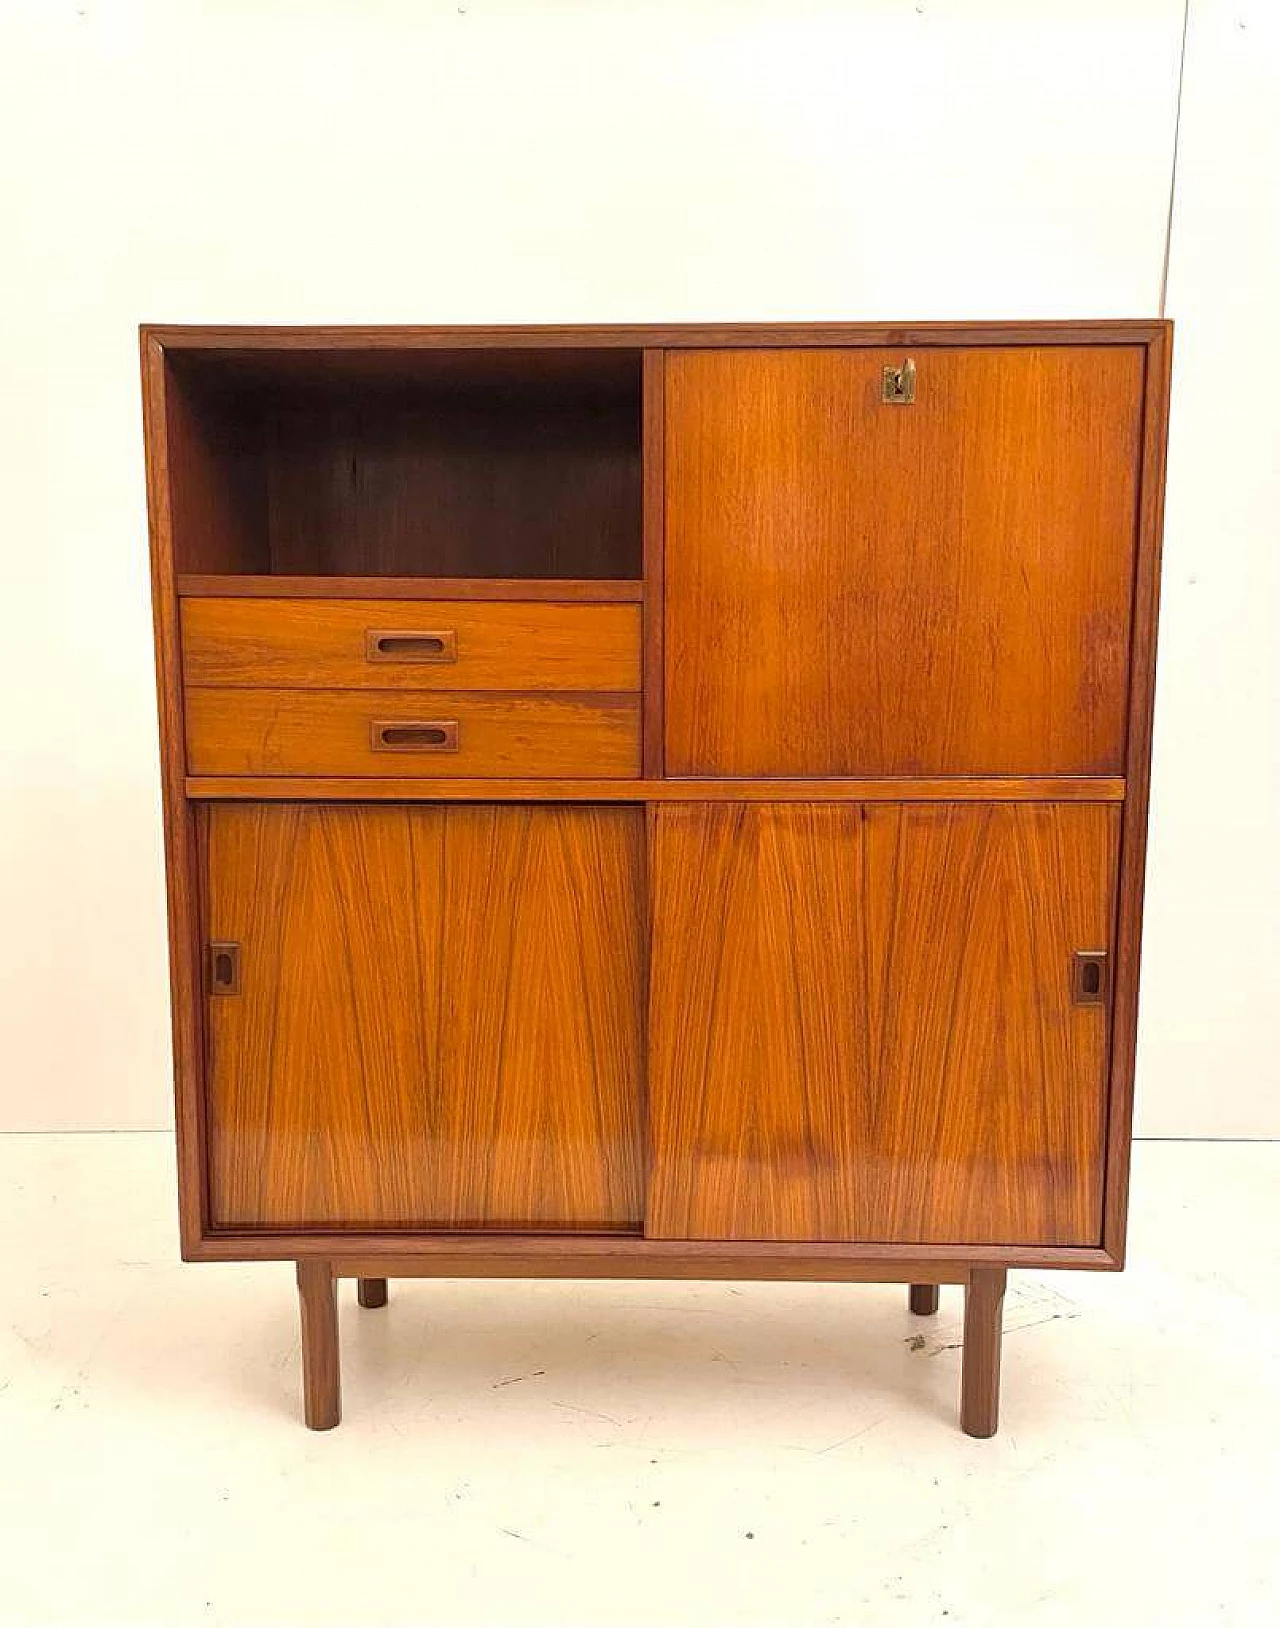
[647,802,1119,1246]
[204,803,644,1231]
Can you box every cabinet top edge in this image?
[140,320,1171,352]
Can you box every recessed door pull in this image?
[208,942,241,995]
[1071,950,1108,1005]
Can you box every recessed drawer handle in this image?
[365,629,458,663]
[371,720,459,752]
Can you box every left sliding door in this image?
[201,803,645,1232]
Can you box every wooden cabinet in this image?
[143,321,1170,1438]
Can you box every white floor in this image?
[1,1137,1276,1627]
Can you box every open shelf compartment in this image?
[162,346,644,585]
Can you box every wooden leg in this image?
[961,1267,1007,1438]
[296,1260,340,1431]
[908,1283,940,1316]
[357,1277,389,1309]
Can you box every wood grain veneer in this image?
[147,321,1167,351]
[647,802,1118,1245]
[182,597,641,691]
[199,1233,1114,1271]
[1105,323,1173,1266]
[642,349,666,777]
[176,575,643,601]
[142,333,210,1256]
[184,775,1125,803]
[330,1255,972,1284]
[665,347,1143,777]
[185,688,641,778]
[262,388,640,580]
[961,1268,1008,1439]
[296,1260,340,1429]
[204,803,644,1230]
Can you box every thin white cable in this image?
[1159,0,1193,317]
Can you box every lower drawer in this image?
[185,688,641,777]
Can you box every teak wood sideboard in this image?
[141,321,1171,1435]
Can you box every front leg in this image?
[296,1260,341,1430]
[960,1267,1007,1438]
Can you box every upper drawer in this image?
[181,598,642,692]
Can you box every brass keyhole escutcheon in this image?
[882,357,916,404]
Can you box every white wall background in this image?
[0,0,1272,1135]
[1137,0,1280,1137]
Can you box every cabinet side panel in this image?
[163,362,268,575]
[141,336,208,1252]
[664,347,1143,777]
[1104,324,1173,1262]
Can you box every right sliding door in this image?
[646,802,1120,1246]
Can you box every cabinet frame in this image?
[142,320,1170,1276]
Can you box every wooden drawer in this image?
[181,598,642,691]
[185,688,641,777]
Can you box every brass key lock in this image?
[882,357,916,404]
